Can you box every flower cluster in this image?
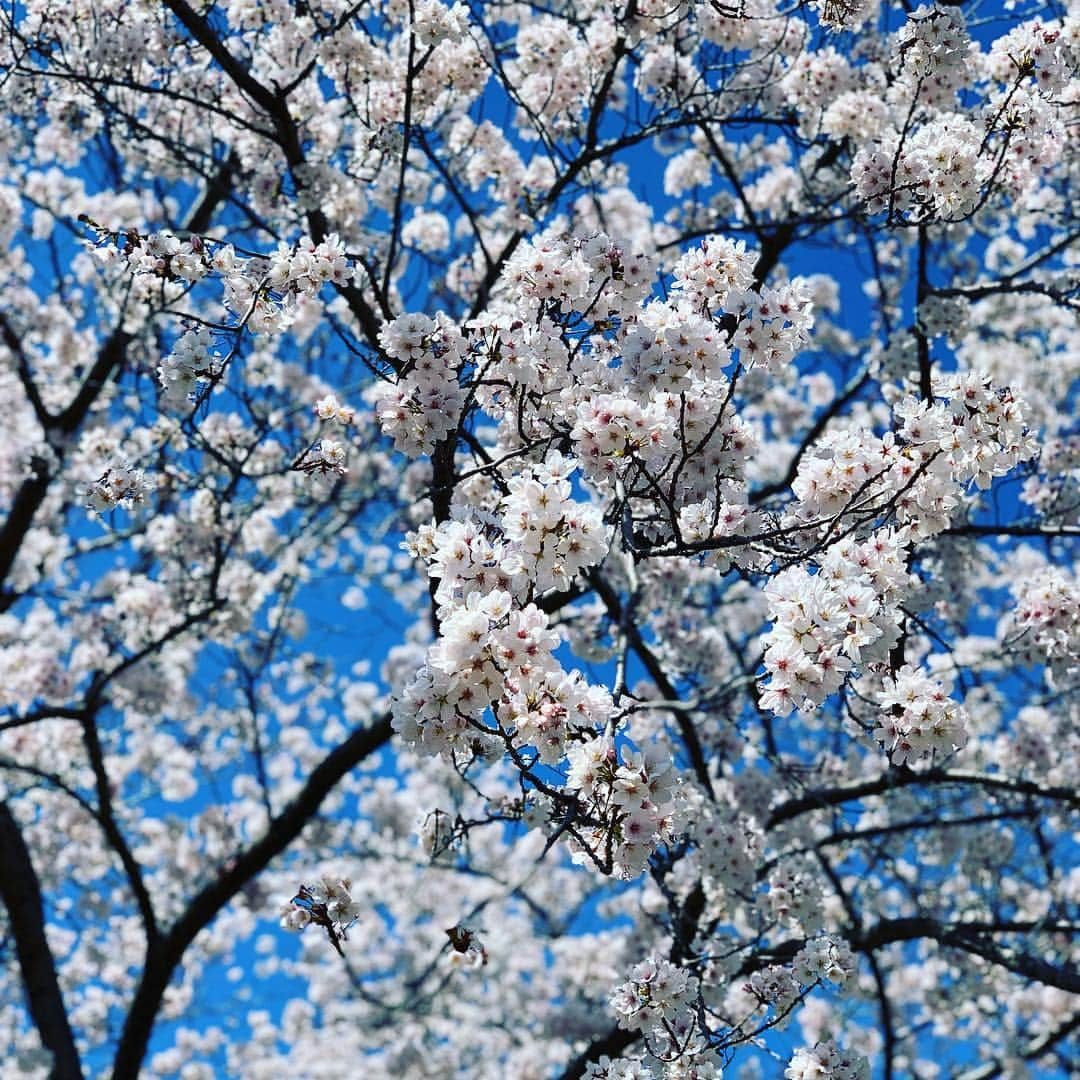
[157,328,221,402]
[410,515,523,612]
[313,393,356,425]
[694,807,759,897]
[742,936,855,1030]
[122,229,352,341]
[792,935,857,988]
[565,740,680,878]
[610,956,699,1039]
[501,452,609,594]
[929,373,1038,489]
[731,280,815,374]
[279,876,359,956]
[786,1041,870,1080]
[393,590,612,766]
[759,531,911,717]
[790,374,1036,537]
[1008,569,1080,690]
[370,312,466,456]
[745,965,801,1021]
[986,16,1080,97]
[408,453,608,612]
[266,234,352,295]
[853,113,989,221]
[917,295,970,345]
[677,489,764,574]
[872,664,969,766]
[450,233,775,516]
[123,229,214,283]
[765,865,825,934]
[312,439,348,475]
[893,7,971,106]
[412,0,470,48]
[583,1058,658,1080]
[86,462,150,515]
[670,235,756,311]
[623,306,730,394]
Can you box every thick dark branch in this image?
[766,768,1080,829]
[163,0,386,349]
[80,716,159,943]
[161,0,281,116]
[0,803,83,1079]
[0,454,54,609]
[0,310,52,430]
[183,152,240,234]
[110,714,394,1080]
[940,523,1080,540]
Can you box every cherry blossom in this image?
[0,0,1077,1077]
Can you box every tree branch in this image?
[109,714,394,1079]
[0,803,83,1079]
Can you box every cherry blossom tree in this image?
[1,0,1078,1077]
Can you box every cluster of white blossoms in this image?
[583,1055,723,1080]
[393,589,613,766]
[852,114,987,222]
[125,231,351,340]
[917,295,970,344]
[410,0,470,48]
[311,439,348,475]
[610,955,700,1039]
[621,307,731,395]
[677,488,765,574]
[501,452,608,594]
[790,374,1036,538]
[86,462,150,515]
[904,373,1037,491]
[792,935,857,988]
[849,7,1080,220]
[985,15,1080,97]
[1008,568,1080,690]
[785,1040,870,1080]
[851,7,975,217]
[370,312,467,456]
[730,280,815,375]
[408,515,522,611]
[313,393,356,426]
[892,6,972,106]
[265,233,352,296]
[670,235,756,310]
[759,531,912,717]
[693,806,760,898]
[157,328,221,402]
[745,964,802,1021]
[407,452,610,612]
[123,229,215,283]
[872,664,969,766]
[279,876,360,955]
[565,741,681,878]
[744,936,856,1027]
[764,865,825,934]
[457,233,799,515]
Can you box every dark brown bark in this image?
[0,803,83,1079]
